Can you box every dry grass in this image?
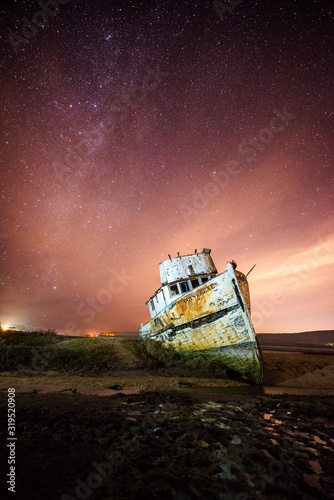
[0,331,230,378]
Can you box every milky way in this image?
[0,0,333,335]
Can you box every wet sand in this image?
[0,350,333,499]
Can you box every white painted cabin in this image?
[146,249,218,319]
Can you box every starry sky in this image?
[0,0,333,335]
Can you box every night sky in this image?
[0,0,333,335]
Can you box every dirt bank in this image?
[262,351,334,386]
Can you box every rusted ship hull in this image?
[140,263,263,384]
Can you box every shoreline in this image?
[1,350,333,394]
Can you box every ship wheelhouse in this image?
[146,249,218,320]
[168,274,214,298]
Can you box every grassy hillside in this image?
[0,330,231,378]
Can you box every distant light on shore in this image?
[0,324,16,331]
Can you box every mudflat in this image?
[0,350,333,499]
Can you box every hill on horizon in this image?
[257,330,334,347]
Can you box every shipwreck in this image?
[139,248,263,384]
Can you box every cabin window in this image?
[169,284,179,297]
[180,281,190,293]
[151,301,155,311]
[191,278,200,289]
[201,276,208,283]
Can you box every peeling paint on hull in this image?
[140,262,263,384]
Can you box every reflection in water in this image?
[259,402,332,493]
[314,435,326,445]
[165,384,265,396]
[166,384,334,396]
[310,459,323,474]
